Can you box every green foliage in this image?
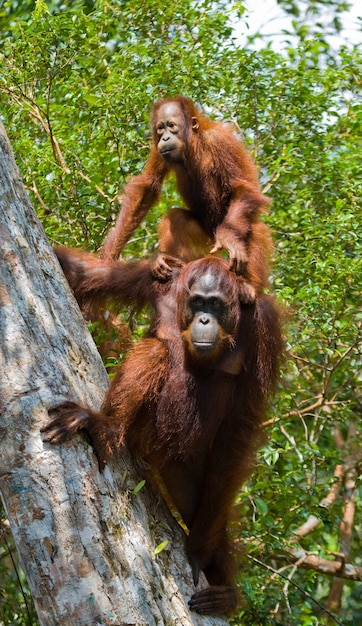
[0,0,361,623]
[0,505,38,625]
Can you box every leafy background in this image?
[0,0,361,623]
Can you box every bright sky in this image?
[236,0,362,50]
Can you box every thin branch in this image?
[293,464,344,539]
[248,555,345,626]
[273,546,362,582]
[327,465,357,612]
[26,180,52,214]
[279,424,304,462]
[4,86,70,173]
[30,104,70,174]
[77,170,112,202]
[4,536,33,623]
[6,87,113,202]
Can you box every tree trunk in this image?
[0,121,227,626]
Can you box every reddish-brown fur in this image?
[43,246,283,615]
[101,96,272,294]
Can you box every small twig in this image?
[275,561,298,616]
[279,424,303,462]
[26,181,52,214]
[76,170,112,202]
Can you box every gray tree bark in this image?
[0,121,227,626]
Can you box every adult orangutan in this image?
[42,246,282,615]
[101,96,272,300]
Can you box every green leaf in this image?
[154,540,168,555]
[254,497,268,516]
[131,480,146,495]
